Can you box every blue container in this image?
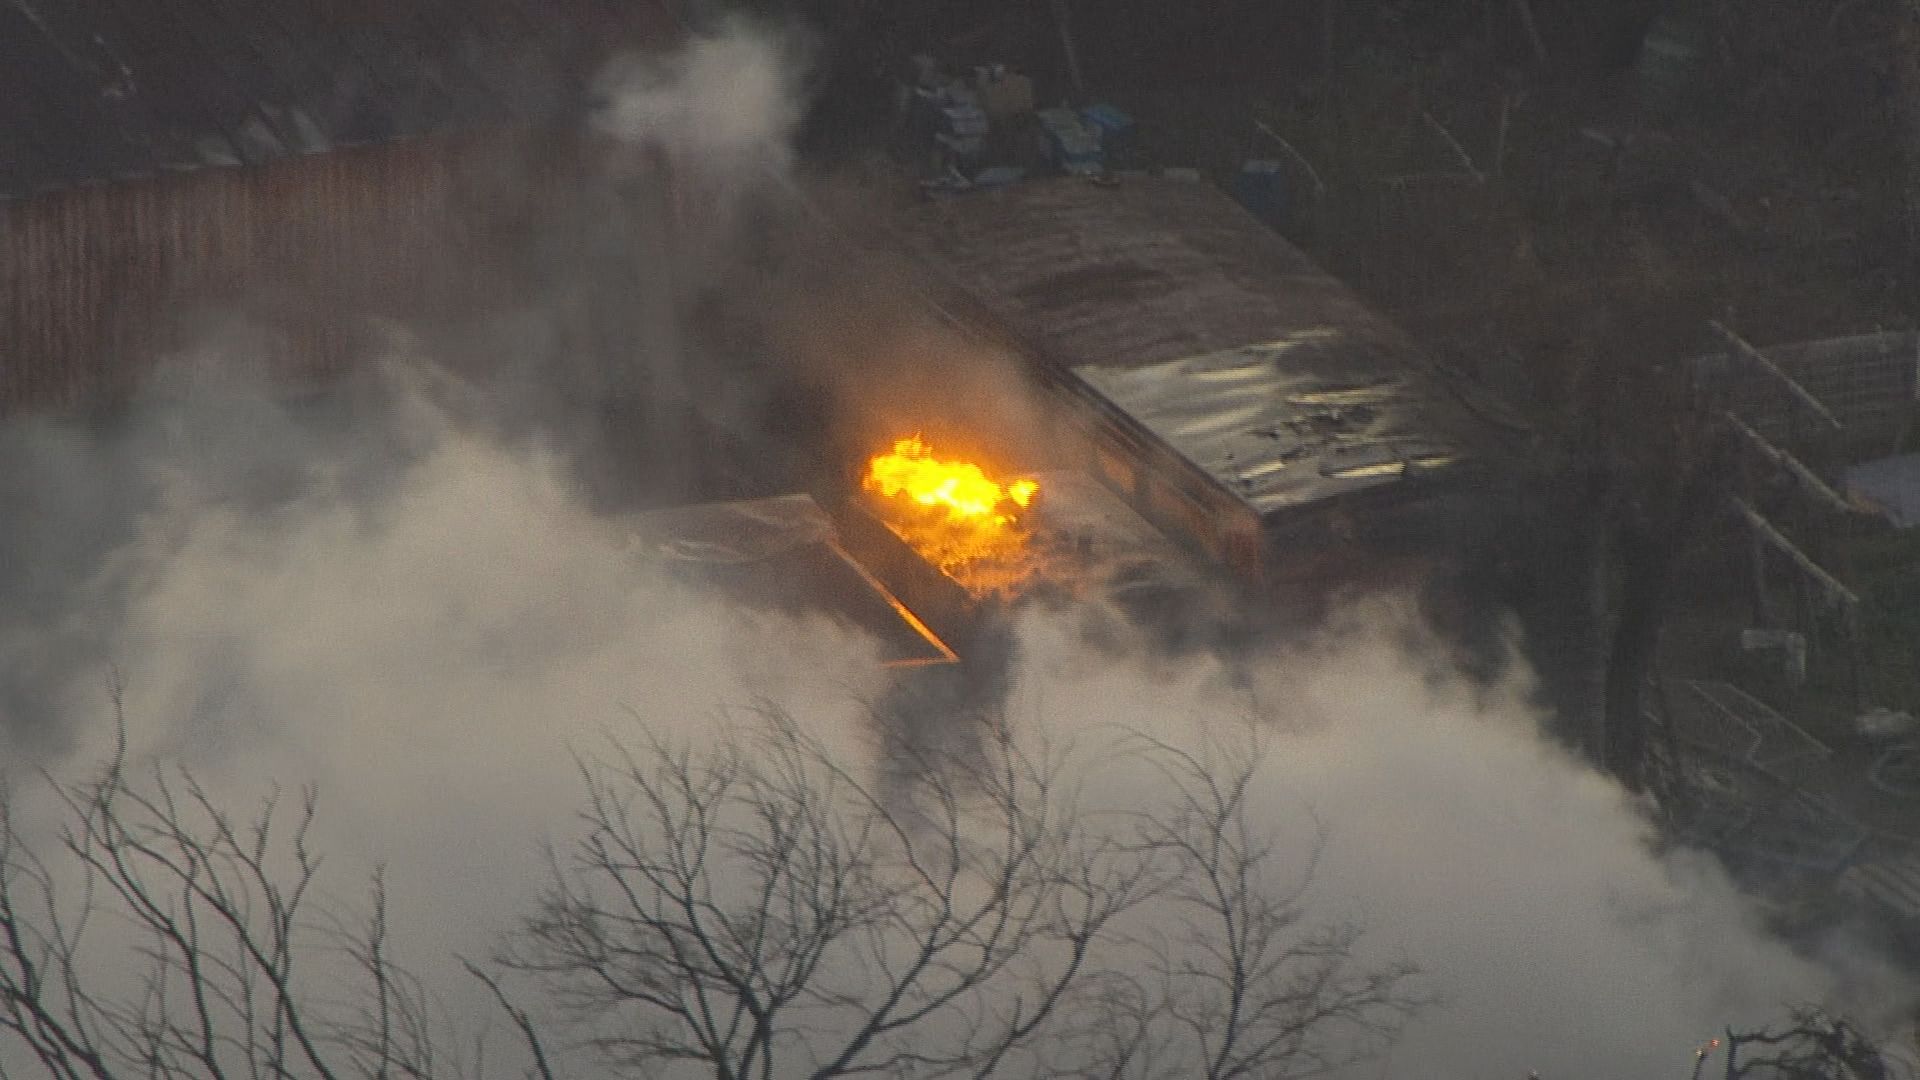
[1037,107,1104,173]
[1079,103,1134,137]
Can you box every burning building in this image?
[882,175,1507,594]
[4,3,1500,668]
[832,432,1235,658]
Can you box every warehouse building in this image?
[886,174,1510,589]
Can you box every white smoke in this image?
[591,21,803,176]
[0,19,1909,1080]
[1,370,892,1058]
[588,16,804,243]
[1004,608,1910,1078]
[5,366,1909,1078]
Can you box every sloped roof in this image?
[1073,339,1467,516]
[628,493,958,668]
[892,176,1407,370]
[890,176,1493,521]
[0,0,675,198]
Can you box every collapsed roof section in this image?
[1074,338,1465,517]
[0,0,674,198]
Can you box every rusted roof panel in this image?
[893,176,1408,369]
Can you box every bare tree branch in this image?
[494,708,1425,1080]
[0,739,448,1080]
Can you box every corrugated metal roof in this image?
[0,0,673,199]
[1075,337,1464,515]
[891,176,1489,522]
[1842,841,1920,921]
[628,493,958,668]
[893,176,1407,370]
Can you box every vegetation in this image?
[0,711,1425,1079]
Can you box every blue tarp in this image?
[1845,453,1920,528]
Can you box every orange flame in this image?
[863,437,1039,593]
[867,437,1035,522]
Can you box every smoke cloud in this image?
[6,363,1910,1077]
[1007,607,1912,1077]
[0,18,1911,1080]
[590,20,805,182]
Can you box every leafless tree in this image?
[1128,732,1425,1080]
[0,734,443,1080]
[1706,1006,1906,1080]
[0,704,1422,1080]
[494,707,1426,1080]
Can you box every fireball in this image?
[863,437,1039,592]
[867,437,1035,521]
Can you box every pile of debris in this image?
[897,56,1134,194]
[889,55,1311,238]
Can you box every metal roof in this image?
[628,493,957,668]
[892,176,1413,371]
[890,176,1490,521]
[0,0,672,199]
[1074,337,1464,516]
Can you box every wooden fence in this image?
[0,127,564,414]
